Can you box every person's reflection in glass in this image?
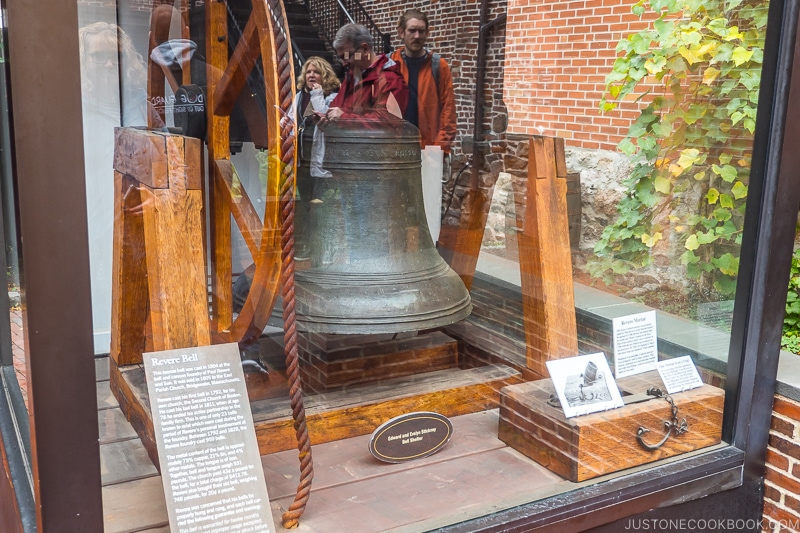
[291,56,340,261]
[79,22,161,356]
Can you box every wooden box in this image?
[498,374,724,481]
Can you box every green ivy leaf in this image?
[713,207,732,221]
[678,148,702,168]
[681,250,700,264]
[685,234,700,250]
[726,0,744,11]
[712,164,738,182]
[697,231,718,244]
[645,55,667,75]
[706,188,720,204]
[731,181,748,199]
[740,71,761,90]
[719,193,735,208]
[714,276,738,295]
[732,46,755,66]
[713,253,740,276]
[654,176,671,193]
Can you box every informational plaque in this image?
[656,355,704,394]
[143,343,276,533]
[546,353,624,418]
[369,412,452,463]
[612,310,658,378]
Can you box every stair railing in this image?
[304,0,392,55]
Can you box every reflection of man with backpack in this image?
[390,9,457,156]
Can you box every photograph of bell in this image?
[294,120,472,334]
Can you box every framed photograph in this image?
[546,353,625,418]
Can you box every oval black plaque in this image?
[369,411,453,463]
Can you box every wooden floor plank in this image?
[98,407,138,445]
[98,379,120,410]
[101,439,159,486]
[96,356,110,382]
[262,410,507,500]
[102,476,168,533]
[270,446,563,532]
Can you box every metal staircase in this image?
[284,0,391,76]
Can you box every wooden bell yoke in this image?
[112,0,289,362]
[110,0,312,527]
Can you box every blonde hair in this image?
[79,22,147,95]
[297,56,341,95]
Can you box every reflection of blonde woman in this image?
[293,56,340,178]
[79,21,155,355]
[79,22,153,126]
[291,56,340,259]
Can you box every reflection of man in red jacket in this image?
[322,24,408,127]
[390,9,457,155]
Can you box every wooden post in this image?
[436,186,493,291]
[110,128,209,366]
[518,136,578,376]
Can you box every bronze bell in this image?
[294,120,472,334]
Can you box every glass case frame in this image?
[2,0,800,530]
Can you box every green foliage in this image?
[594,0,767,297]
[783,247,800,353]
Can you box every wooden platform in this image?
[98,355,568,533]
[111,355,521,470]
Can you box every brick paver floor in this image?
[10,309,26,407]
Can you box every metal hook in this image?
[635,394,688,451]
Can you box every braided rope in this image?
[268,0,314,527]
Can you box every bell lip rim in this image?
[295,302,473,335]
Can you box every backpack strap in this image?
[401,49,441,90]
[431,52,440,91]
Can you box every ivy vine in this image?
[590,0,768,298]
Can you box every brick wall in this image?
[764,396,800,532]
[357,0,508,157]
[503,0,656,150]
[357,0,657,153]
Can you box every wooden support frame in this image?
[518,136,578,376]
[110,128,209,366]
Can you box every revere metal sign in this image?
[369,412,453,463]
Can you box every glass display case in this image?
[0,0,799,530]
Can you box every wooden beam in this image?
[518,136,578,375]
[213,16,260,117]
[110,172,150,366]
[207,0,233,329]
[111,129,208,364]
[215,159,263,258]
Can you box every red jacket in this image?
[329,55,408,127]
[390,48,457,154]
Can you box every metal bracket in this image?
[635,388,689,451]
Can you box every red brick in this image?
[770,434,800,461]
[764,481,783,504]
[767,447,791,472]
[763,500,800,530]
[766,465,800,495]
[787,493,800,514]
[772,414,797,438]
[774,397,800,420]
